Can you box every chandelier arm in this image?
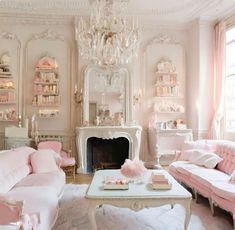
[77,0,139,67]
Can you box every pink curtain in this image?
[208,21,226,139]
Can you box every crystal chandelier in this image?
[77,0,139,67]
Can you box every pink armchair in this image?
[37,141,76,181]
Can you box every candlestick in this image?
[18,115,22,128]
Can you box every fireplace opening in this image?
[87,137,129,172]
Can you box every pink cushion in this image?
[0,198,22,225]
[38,141,62,154]
[30,150,59,173]
[216,143,235,175]
[15,170,65,197]
[61,157,76,167]
[6,186,58,230]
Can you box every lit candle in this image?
[74,84,78,94]
[18,115,22,128]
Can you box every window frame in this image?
[224,25,235,138]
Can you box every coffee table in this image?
[86,169,192,230]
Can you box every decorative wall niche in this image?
[143,34,186,126]
[32,55,60,117]
[0,31,21,128]
[24,30,72,134]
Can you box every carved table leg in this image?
[208,199,215,216]
[183,199,191,230]
[88,204,97,230]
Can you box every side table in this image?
[4,137,34,150]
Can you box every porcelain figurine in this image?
[0,52,10,65]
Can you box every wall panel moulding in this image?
[0,14,73,25]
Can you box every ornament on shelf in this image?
[0,52,10,65]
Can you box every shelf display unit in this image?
[32,56,60,117]
[154,57,184,114]
[0,52,17,122]
[155,57,179,97]
[155,73,179,97]
[152,57,186,130]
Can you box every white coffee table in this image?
[86,169,192,230]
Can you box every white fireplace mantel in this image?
[76,126,142,173]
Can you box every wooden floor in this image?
[66,173,93,184]
[66,166,170,184]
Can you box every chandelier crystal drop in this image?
[77,0,139,67]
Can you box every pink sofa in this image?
[0,146,66,230]
[169,140,235,226]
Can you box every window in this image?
[225,27,235,131]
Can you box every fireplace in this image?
[76,126,142,173]
[87,137,129,172]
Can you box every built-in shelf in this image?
[154,96,184,99]
[0,101,16,105]
[34,93,59,96]
[32,104,60,107]
[155,83,178,86]
[155,72,177,75]
[155,111,184,114]
[0,72,12,76]
[153,57,185,120]
[0,119,17,122]
[0,53,18,123]
[34,81,59,85]
[32,56,60,110]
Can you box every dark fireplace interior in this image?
[87,137,129,172]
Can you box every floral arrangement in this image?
[121,157,147,178]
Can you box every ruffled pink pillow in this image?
[121,158,147,178]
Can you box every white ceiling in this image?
[0,0,234,25]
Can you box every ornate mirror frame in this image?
[82,65,133,126]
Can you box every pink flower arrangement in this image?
[121,157,147,178]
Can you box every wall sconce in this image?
[133,89,142,106]
[74,85,83,104]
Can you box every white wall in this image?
[0,17,77,153]
[0,14,217,160]
[186,19,214,140]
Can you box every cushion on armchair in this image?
[38,141,62,154]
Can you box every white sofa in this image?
[169,140,235,226]
[0,146,66,230]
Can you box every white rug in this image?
[53,184,233,230]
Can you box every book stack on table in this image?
[151,172,172,190]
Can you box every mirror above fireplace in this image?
[82,65,132,126]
